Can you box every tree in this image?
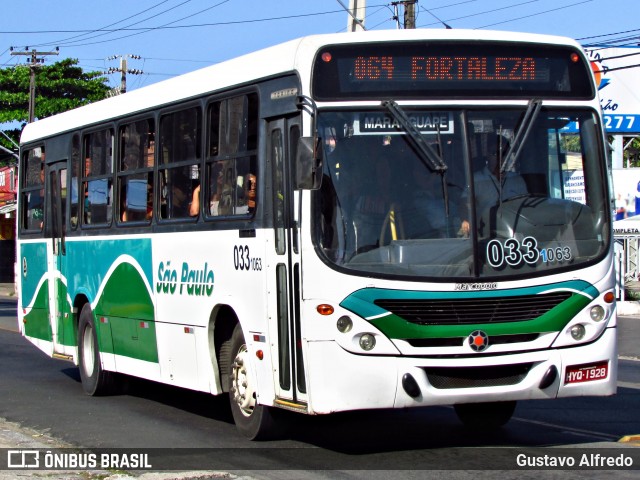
[0,58,110,164]
[624,137,640,168]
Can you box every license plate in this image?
[565,361,608,384]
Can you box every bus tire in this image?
[454,401,516,429]
[77,303,116,396]
[228,323,277,440]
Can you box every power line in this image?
[421,6,452,29]
[427,0,481,11]
[33,0,174,49]
[65,0,234,49]
[474,0,593,30]
[586,36,640,49]
[595,51,640,63]
[1,2,394,54]
[49,0,200,48]
[593,63,640,74]
[417,0,542,28]
[143,57,217,64]
[0,7,360,35]
[577,28,640,42]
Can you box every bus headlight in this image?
[359,333,376,351]
[336,316,353,333]
[589,305,606,322]
[570,324,586,340]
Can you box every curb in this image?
[617,301,640,316]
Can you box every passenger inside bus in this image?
[158,124,200,219]
[340,136,396,254]
[403,161,449,239]
[459,134,528,237]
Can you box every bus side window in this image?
[82,129,114,226]
[159,107,201,220]
[70,135,80,229]
[118,119,155,223]
[20,147,45,232]
[206,93,258,217]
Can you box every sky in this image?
[0,0,638,92]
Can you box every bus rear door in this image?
[45,160,72,359]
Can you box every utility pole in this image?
[404,0,417,29]
[340,0,366,32]
[107,54,143,95]
[391,2,401,29]
[390,1,417,29]
[10,47,59,123]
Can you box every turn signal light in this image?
[316,304,334,316]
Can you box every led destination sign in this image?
[352,55,538,83]
[313,41,594,100]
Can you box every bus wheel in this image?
[77,303,115,396]
[228,324,277,440]
[454,401,516,429]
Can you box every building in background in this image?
[585,46,640,167]
[0,161,17,283]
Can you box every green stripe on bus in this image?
[54,277,76,347]
[340,280,598,339]
[23,280,52,341]
[94,260,158,362]
[95,262,154,320]
[19,242,48,309]
[104,316,158,362]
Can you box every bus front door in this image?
[45,160,71,359]
[268,117,308,410]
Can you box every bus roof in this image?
[20,28,583,145]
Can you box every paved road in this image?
[0,295,638,479]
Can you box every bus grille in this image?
[424,363,532,389]
[374,291,572,325]
[406,332,539,348]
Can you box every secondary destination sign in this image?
[356,112,454,134]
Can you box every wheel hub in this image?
[231,345,255,417]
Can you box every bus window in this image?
[206,93,258,217]
[82,129,114,226]
[70,135,80,229]
[159,107,201,220]
[20,147,45,232]
[118,119,155,223]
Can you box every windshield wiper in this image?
[382,100,450,220]
[382,100,448,173]
[500,98,542,175]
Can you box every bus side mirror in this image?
[296,136,323,190]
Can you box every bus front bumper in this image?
[304,327,617,414]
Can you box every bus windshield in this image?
[314,106,610,280]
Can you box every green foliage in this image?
[624,138,640,168]
[0,58,110,163]
[560,134,582,153]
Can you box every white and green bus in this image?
[17,29,617,439]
